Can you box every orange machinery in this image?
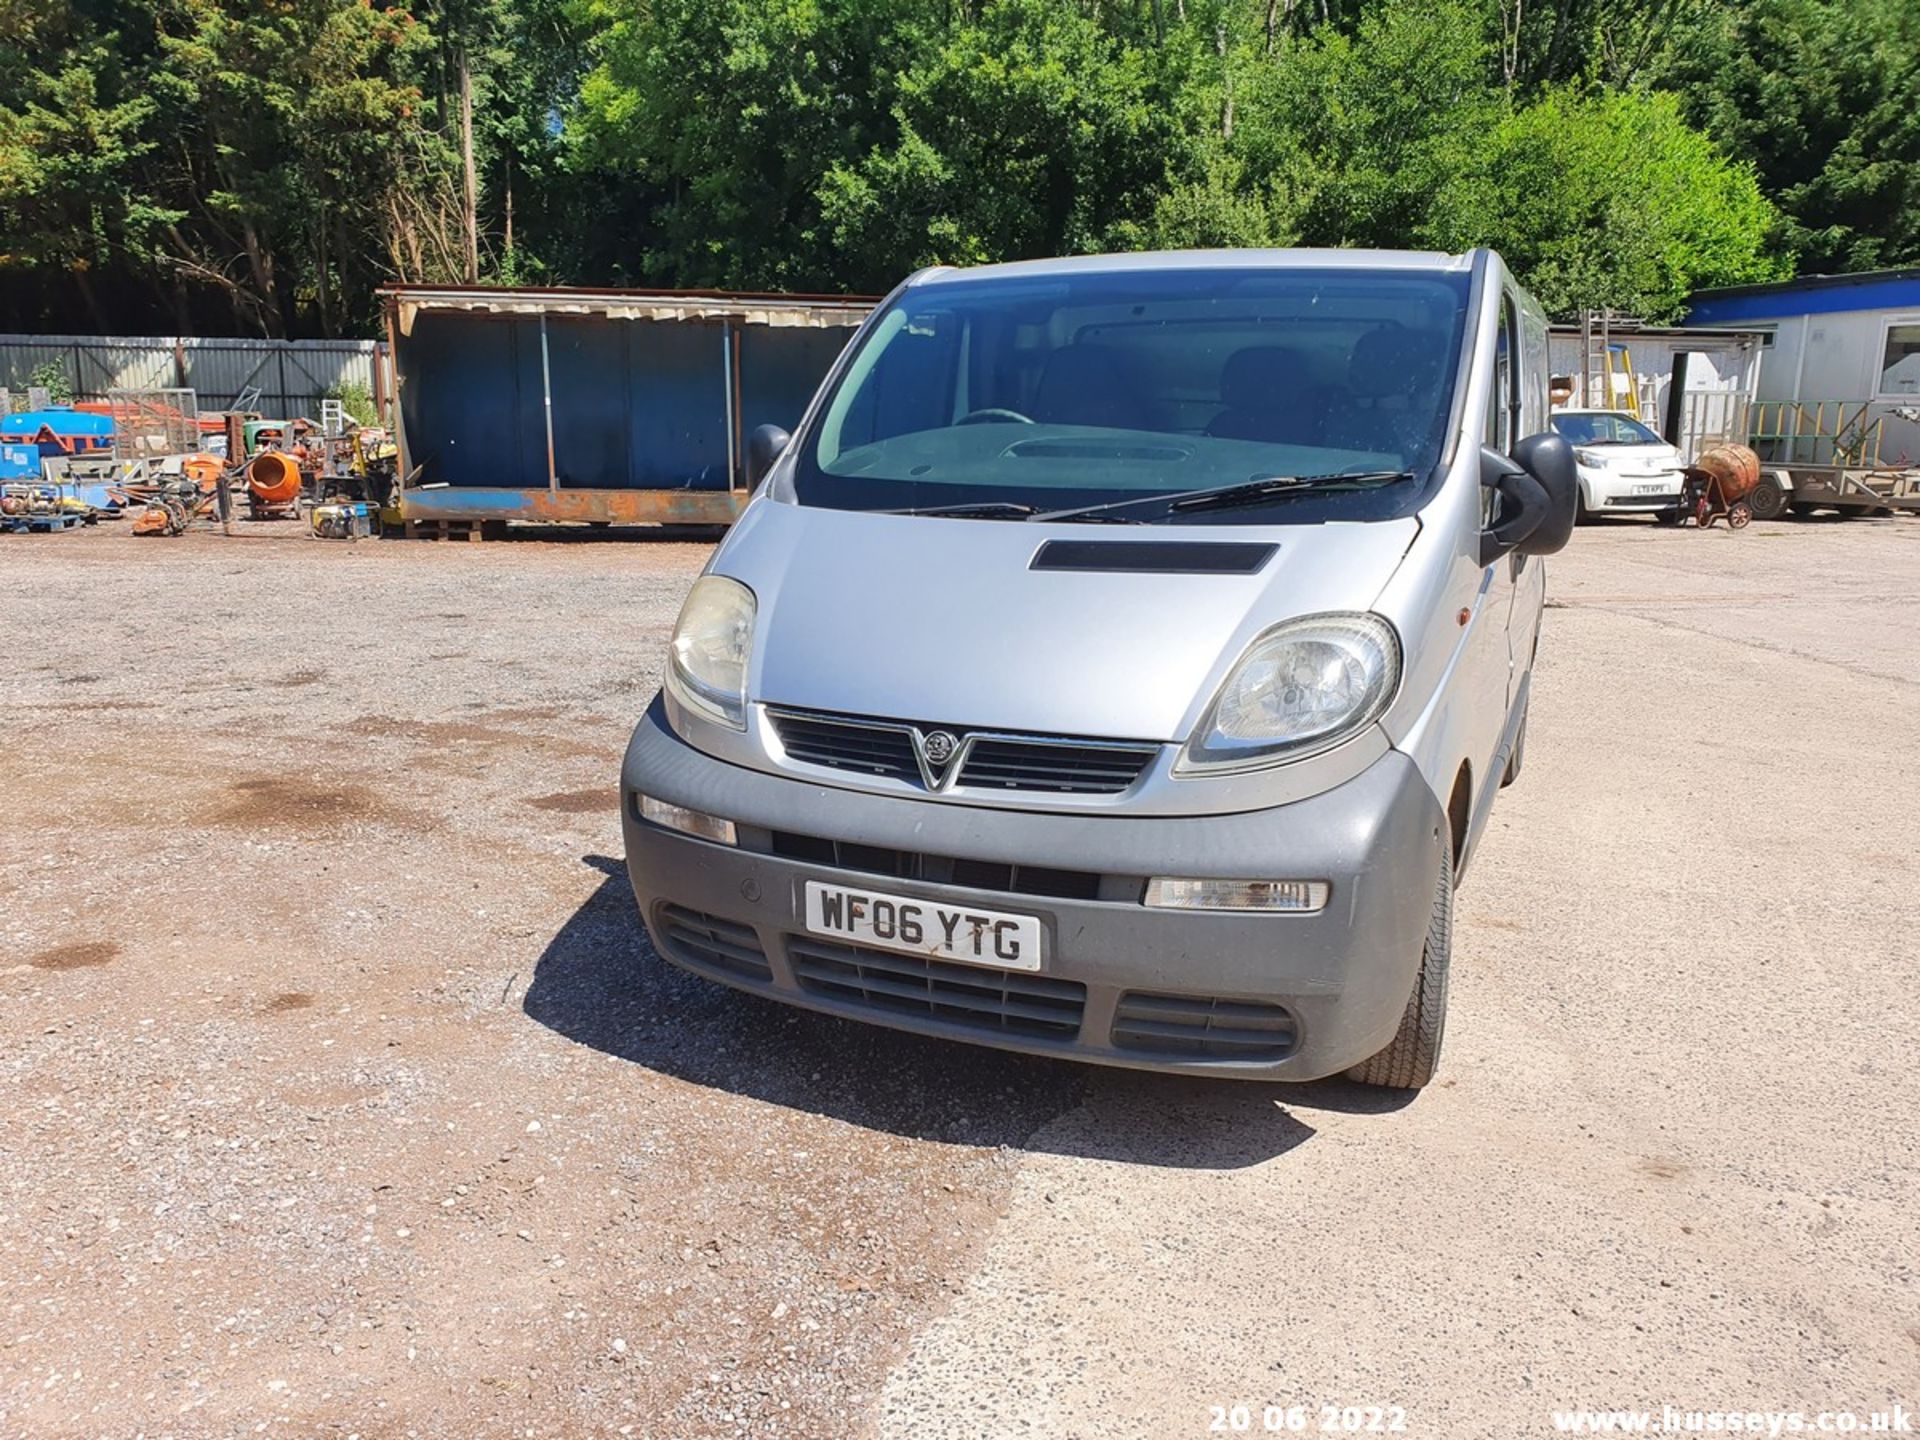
[244,451,303,515]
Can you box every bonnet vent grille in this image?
[1030,540,1277,575]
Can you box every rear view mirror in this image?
[746,424,791,488]
[1509,432,1578,555]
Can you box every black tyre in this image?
[1747,473,1788,520]
[1347,831,1453,1090]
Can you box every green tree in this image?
[150,0,472,334]
[1122,0,1316,252]
[819,0,1187,284]
[2,0,574,334]
[0,0,1893,333]
[406,0,583,286]
[570,0,936,290]
[1236,0,1498,250]
[1490,0,1721,91]
[1423,87,1787,319]
[1667,0,1920,272]
[0,2,174,329]
[1139,151,1305,251]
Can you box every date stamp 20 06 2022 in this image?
[1207,1403,1410,1434]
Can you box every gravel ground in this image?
[2,513,1916,1439]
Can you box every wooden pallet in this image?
[1,512,85,533]
[402,518,504,542]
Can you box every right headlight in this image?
[1574,447,1609,469]
[1177,612,1400,774]
[666,575,756,730]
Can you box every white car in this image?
[1550,409,1686,518]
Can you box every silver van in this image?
[621,249,1575,1089]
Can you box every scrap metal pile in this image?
[1,388,399,540]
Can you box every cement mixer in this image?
[245,450,304,518]
[1681,443,1761,530]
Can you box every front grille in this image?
[656,905,772,981]
[767,709,919,783]
[958,737,1158,794]
[789,936,1086,1039]
[766,705,1157,796]
[1110,991,1298,1062]
[1608,492,1679,506]
[768,830,1107,901]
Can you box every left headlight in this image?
[1178,612,1400,774]
[666,574,756,730]
[1574,447,1609,469]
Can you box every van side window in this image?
[1484,297,1517,454]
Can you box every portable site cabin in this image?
[382,285,874,527]
[1684,269,1920,472]
[1545,321,1766,463]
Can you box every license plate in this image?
[1633,482,1671,494]
[802,881,1043,972]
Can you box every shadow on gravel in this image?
[525,855,1398,1170]
[383,524,728,544]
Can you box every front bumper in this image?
[1584,472,1685,511]
[620,697,1447,1081]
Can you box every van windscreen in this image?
[792,266,1471,525]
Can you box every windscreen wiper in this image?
[880,500,1142,523]
[1033,470,1414,523]
[879,501,1041,519]
[1170,470,1414,513]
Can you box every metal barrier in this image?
[1676,391,1751,464]
[0,334,385,418]
[1747,401,1889,468]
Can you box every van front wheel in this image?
[1346,833,1453,1090]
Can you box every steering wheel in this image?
[956,408,1035,426]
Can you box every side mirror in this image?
[1509,431,1578,556]
[745,424,791,488]
[1478,447,1548,567]
[1477,432,1579,566]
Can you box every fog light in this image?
[637,794,737,846]
[1144,878,1329,912]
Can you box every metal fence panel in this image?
[0,336,173,399]
[178,339,379,416]
[0,334,380,417]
